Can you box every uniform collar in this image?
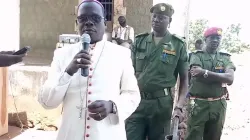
[146,31,171,43]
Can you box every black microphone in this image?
[80,33,91,77]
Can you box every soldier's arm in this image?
[189,53,214,84]
[189,53,203,68]
[225,57,236,85]
[176,44,189,107]
[205,56,236,84]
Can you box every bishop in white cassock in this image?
[38,1,140,140]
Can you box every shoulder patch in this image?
[172,34,185,43]
[135,32,149,38]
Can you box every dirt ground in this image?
[221,51,250,140]
[0,126,57,140]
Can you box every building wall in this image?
[20,0,153,65]
[154,0,189,37]
[20,0,78,65]
[125,0,153,34]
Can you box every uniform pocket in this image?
[158,96,173,119]
[220,99,227,110]
[158,53,177,75]
[159,53,175,64]
[135,53,146,72]
[214,59,225,73]
[188,99,201,117]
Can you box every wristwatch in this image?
[203,70,208,78]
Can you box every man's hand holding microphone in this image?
[65,34,92,76]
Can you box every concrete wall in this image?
[7,66,62,129]
[20,0,78,65]
[20,0,153,65]
[125,0,153,34]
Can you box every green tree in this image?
[220,24,250,53]
[188,19,250,53]
[188,19,208,51]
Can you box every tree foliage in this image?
[188,19,250,53]
[188,19,208,51]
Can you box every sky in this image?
[154,0,249,43]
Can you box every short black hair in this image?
[195,39,203,44]
[77,1,105,17]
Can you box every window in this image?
[98,0,113,21]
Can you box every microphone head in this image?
[80,33,91,43]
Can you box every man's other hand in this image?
[88,100,113,121]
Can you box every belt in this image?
[141,88,171,100]
[190,95,226,101]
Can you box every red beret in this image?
[204,27,222,38]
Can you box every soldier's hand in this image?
[190,66,205,77]
[65,50,91,76]
[172,109,184,122]
[0,51,26,67]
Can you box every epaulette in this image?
[193,50,204,54]
[172,34,185,43]
[219,51,231,56]
[135,32,149,38]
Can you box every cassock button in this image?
[90,68,93,71]
[88,100,91,103]
[89,75,92,78]
[87,117,90,120]
[87,126,90,129]
[88,91,91,94]
[86,134,90,137]
[89,83,92,86]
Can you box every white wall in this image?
[0,0,20,51]
[153,0,188,37]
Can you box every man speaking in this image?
[38,0,140,140]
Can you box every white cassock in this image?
[38,40,140,140]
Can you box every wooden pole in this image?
[184,0,191,48]
[0,67,9,136]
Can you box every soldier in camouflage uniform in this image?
[185,27,236,140]
[125,3,189,140]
